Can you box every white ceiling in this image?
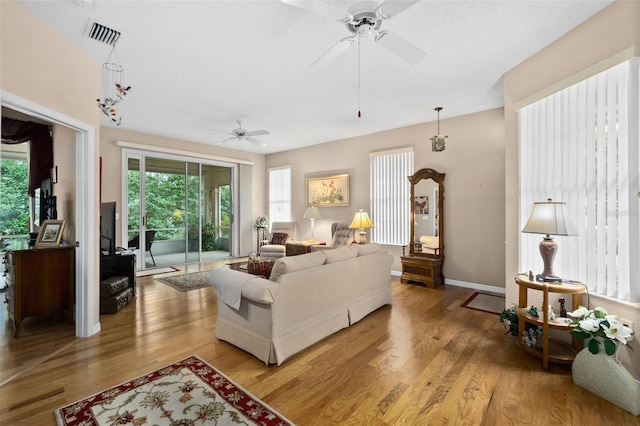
[18,0,611,154]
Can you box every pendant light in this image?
[430,107,447,152]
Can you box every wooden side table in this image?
[514,273,586,369]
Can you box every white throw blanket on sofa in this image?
[213,268,256,309]
[213,267,278,309]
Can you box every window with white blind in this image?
[268,166,291,223]
[370,147,414,245]
[519,58,639,303]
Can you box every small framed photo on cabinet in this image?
[35,219,66,247]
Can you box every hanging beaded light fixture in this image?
[430,107,448,152]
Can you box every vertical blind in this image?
[370,147,414,245]
[520,58,639,303]
[268,166,291,222]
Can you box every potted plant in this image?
[569,306,634,355]
[569,306,640,416]
[255,216,269,228]
[500,304,542,348]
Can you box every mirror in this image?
[408,168,445,257]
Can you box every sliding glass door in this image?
[125,151,234,271]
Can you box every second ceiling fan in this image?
[212,120,269,147]
[283,0,427,67]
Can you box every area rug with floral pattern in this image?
[54,355,294,426]
[156,271,212,292]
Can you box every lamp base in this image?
[535,273,562,283]
[358,231,366,244]
[537,235,560,281]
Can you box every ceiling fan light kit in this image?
[283,0,426,67]
[430,107,448,152]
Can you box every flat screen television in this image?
[100,201,116,255]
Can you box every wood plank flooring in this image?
[1,259,638,425]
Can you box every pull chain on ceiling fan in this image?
[358,36,361,118]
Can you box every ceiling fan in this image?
[282,0,427,67]
[211,120,269,147]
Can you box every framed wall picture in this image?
[306,174,349,207]
[35,219,66,247]
[414,195,429,215]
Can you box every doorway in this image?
[2,90,97,339]
[124,151,235,270]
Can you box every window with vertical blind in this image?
[370,147,414,245]
[268,166,291,223]
[519,58,639,303]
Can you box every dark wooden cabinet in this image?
[100,252,136,314]
[3,246,75,337]
[100,253,136,295]
[401,254,444,288]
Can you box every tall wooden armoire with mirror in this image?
[401,168,445,288]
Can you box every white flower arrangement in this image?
[254,216,269,228]
[569,306,634,355]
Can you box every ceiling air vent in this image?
[84,19,121,46]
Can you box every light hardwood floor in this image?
[1,259,638,425]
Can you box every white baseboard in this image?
[445,278,505,295]
[391,270,505,295]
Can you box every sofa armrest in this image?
[242,276,279,304]
[209,268,279,308]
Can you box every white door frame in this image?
[2,90,99,338]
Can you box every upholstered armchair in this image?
[260,221,295,260]
[312,222,354,251]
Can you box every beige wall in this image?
[504,0,640,377]
[1,0,101,327]
[53,124,77,242]
[266,108,506,289]
[99,126,266,253]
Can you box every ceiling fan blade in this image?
[209,128,234,136]
[214,137,237,145]
[244,129,270,137]
[311,36,356,67]
[376,0,420,20]
[281,0,351,22]
[246,137,267,147]
[375,30,426,65]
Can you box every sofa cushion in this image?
[269,251,326,282]
[324,245,359,264]
[271,232,288,245]
[357,243,382,256]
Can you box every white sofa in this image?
[209,244,393,365]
